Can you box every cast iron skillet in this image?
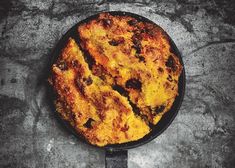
[48,11,185,168]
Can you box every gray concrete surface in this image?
[0,0,234,167]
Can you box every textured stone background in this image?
[0,0,235,167]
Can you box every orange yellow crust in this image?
[49,38,150,146]
[49,13,182,146]
[78,13,182,124]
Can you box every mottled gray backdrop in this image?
[0,0,234,168]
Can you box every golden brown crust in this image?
[78,13,182,124]
[49,13,182,146]
[50,38,150,146]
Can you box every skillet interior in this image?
[48,11,186,150]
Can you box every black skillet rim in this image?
[48,11,186,151]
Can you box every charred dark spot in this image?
[112,84,129,97]
[164,82,170,89]
[125,78,142,90]
[58,61,68,71]
[92,65,102,76]
[83,118,95,128]
[71,60,78,67]
[109,40,119,46]
[132,34,142,54]
[75,78,85,95]
[166,55,176,71]
[83,76,93,86]
[127,19,138,26]
[100,75,106,81]
[154,105,165,114]
[92,65,106,81]
[133,45,141,54]
[121,124,129,132]
[135,54,145,62]
[158,67,164,73]
[102,19,112,28]
[167,75,173,82]
[108,38,124,46]
[166,55,174,67]
[139,56,145,62]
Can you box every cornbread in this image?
[49,12,182,146]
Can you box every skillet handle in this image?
[105,149,128,168]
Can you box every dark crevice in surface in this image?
[128,99,141,116]
[76,24,152,127]
[83,118,95,128]
[74,31,96,71]
[112,84,129,97]
[125,78,142,90]
[112,84,141,115]
[154,105,165,114]
[112,84,154,127]
[79,46,96,70]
